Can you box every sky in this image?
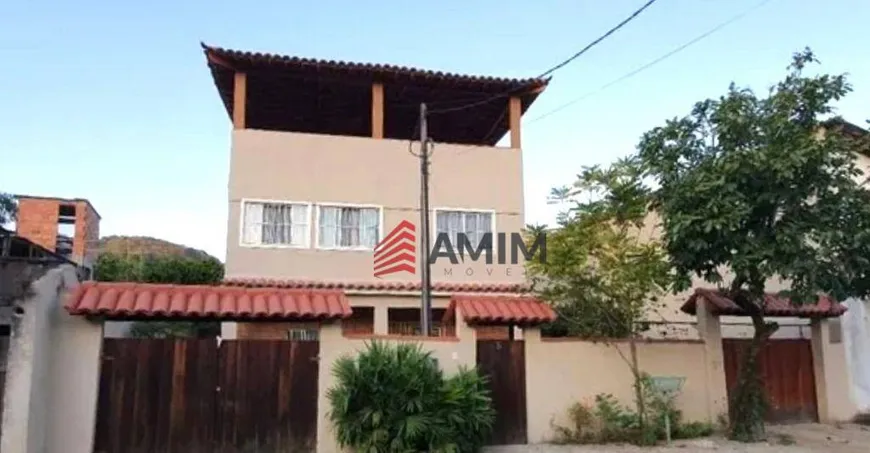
[2,0,868,260]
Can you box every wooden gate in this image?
[476,340,527,445]
[722,338,818,423]
[94,338,320,453]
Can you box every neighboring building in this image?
[201,44,550,339]
[14,195,100,269]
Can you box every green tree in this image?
[526,159,672,442]
[634,49,870,441]
[0,192,16,225]
[94,252,224,337]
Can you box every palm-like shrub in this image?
[327,341,495,453]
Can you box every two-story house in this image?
[201,44,554,340]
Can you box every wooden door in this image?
[476,340,527,445]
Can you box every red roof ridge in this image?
[444,294,556,326]
[65,281,352,320]
[681,287,846,318]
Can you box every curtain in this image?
[262,204,293,244]
[478,212,493,243]
[340,207,361,247]
[319,207,339,247]
[319,206,379,248]
[465,212,479,244]
[291,205,309,245]
[242,202,264,244]
[360,208,379,248]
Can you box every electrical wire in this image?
[426,0,662,115]
[527,0,775,124]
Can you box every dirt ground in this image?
[485,423,870,453]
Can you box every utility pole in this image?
[418,103,433,336]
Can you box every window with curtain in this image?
[435,210,493,246]
[241,201,310,247]
[318,205,380,249]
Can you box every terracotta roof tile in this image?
[444,295,556,326]
[681,288,846,318]
[65,281,352,320]
[222,278,530,294]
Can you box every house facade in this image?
[202,44,549,340]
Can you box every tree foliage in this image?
[634,49,870,441]
[94,252,224,338]
[0,192,16,225]
[327,341,495,453]
[526,160,671,339]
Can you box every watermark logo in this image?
[373,220,417,277]
[373,221,547,278]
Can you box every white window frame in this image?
[433,207,497,252]
[238,198,312,249]
[315,202,384,251]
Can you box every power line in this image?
[527,0,775,125]
[537,0,660,79]
[427,0,663,115]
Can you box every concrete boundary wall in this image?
[524,328,715,444]
[0,265,103,453]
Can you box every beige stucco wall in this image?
[811,319,861,421]
[0,265,104,453]
[225,129,526,283]
[315,314,477,453]
[524,328,715,444]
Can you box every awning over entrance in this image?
[65,281,352,321]
[681,288,846,318]
[443,295,557,326]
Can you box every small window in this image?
[241,201,310,247]
[318,205,380,249]
[287,328,319,341]
[435,210,493,246]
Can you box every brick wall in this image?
[15,198,59,252]
[73,201,99,265]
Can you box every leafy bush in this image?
[327,341,495,453]
[552,383,714,445]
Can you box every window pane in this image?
[242,202,264,244]
[360,208,379,248]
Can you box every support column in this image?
[696,297,728,422]
[373,305,389,335]
[371,82,384,139]
[810,319,831,422]
[810,318,856,422]
[509,96,522,148]
[233,72,247,129]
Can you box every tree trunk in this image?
[728,313,778,442]
[629,334,648,442]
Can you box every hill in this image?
[97,236,218,261]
